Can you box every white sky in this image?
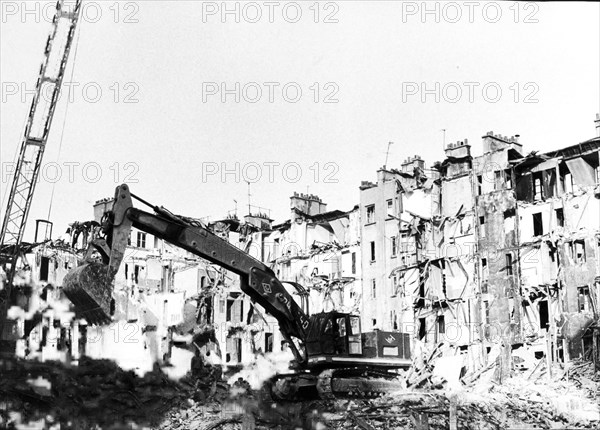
[1,1,599,240]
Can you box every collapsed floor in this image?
[1,349,598,430]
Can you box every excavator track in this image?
[267,373,319,401]
[316,369,334,400]
[266,367,406,401]
[317,367,406,399]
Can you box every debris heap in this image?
[0,356,226,429]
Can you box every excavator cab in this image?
[306,312,362,356]
[305,312,411,369]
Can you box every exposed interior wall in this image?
[514,144,600,362]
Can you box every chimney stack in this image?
[93,197,114,223]
[401,155,425,174]
[244,213,272,230]
[595,113,600,138]
[482,131,523,156]
[444,138,471,159]
[290,192,327,216]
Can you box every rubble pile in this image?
[157,362,599,430]
[157,350,599,430]
[315,357,600,430]
[2,351,597,430]
[0,356,226,429]
[157,390,328,430]
[156,399,242,430]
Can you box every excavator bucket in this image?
[63,262,114,325]
[62,184,134,325]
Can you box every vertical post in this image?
[246,181,251,216]
[71,320,79,360]
[557,278,570,364]
[563,337,570,364]
[449,394,458,430]
[592,327,599,370]
[384,141,394,170]
[545,285,553,378]
[545,334,553,379]
[470,157,487,368]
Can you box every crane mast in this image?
[0,0,82,339]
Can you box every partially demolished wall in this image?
[514,139,600,363]
[361,132,600,377]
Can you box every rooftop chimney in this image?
[482,131,523,156]
[93,197,114,223]
[444,138,471,159]
[595,113,600,137]
[244,213,272,230]
[401,155,425,174]
[290,192,327,216]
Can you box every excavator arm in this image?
[65,185,413,400]
[64,184,310,364]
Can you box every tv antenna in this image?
[384,141,394,169]
[246,181,251,215]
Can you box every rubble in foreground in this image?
[0,356,228,429]
[1,351,598,430]
[158,359,599,430]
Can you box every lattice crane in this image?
[0,0,82,339]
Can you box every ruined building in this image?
[434,133,529,375]
[5,220,98,363]
[204,212,282,365]
[470,129,600,369]
[512,132,600,362]
[358,156,446,355]
[360,120,600,374]
[267,192,362,317]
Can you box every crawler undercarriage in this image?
[268,366,407,401]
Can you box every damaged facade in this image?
[201,212,282,365]
[267,192,361,317]
[357,123,600,376]
[5,221,97,363]
[196,191,363,365]
[513,135,600,365]
[359,156,442,339]
[472,133,526,376]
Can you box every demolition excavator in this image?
[63,184,411,400]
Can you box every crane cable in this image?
[46,14,83,222]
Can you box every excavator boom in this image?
[63,184,412,400]
[63,184,309,362]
